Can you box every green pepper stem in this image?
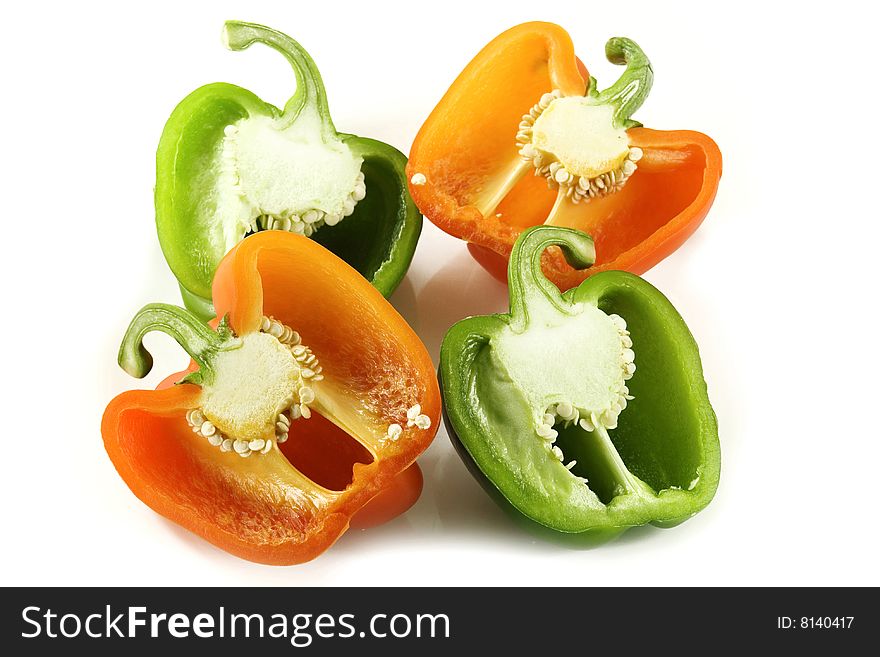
[507,226,596,331]
[117,303,238,382]
[591,37,653,130]
[223,21,334,134]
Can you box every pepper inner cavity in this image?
[188,316,324,459]
[220,116,366,240]
[553,421,639,504]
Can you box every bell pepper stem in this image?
[222,21,334,135]
[591,37,653,130]
[507,226,595,330]
[118,303,238,382]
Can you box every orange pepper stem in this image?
[590,37,653,129]
[117,303,239,382]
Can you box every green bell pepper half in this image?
[439,226,720,543]
[155,21,421,320]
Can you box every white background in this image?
[3,0,878,586]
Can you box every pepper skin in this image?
[103,232,440,564]
[157,21,422,320]
[439,226,720,542]
[407,22,721,289]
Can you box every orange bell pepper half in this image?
[102,231,440,565]
[406,22,722,288]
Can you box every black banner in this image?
[1,587,873,653]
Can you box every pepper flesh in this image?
[439,226,720,541]
[156,21,421,320]
[103,231,440,564]
[407,22,721,289]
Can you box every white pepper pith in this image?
[529,312,635,484]
[186,315,320,458]
[222,122,366,238]
[516,90,642,205]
